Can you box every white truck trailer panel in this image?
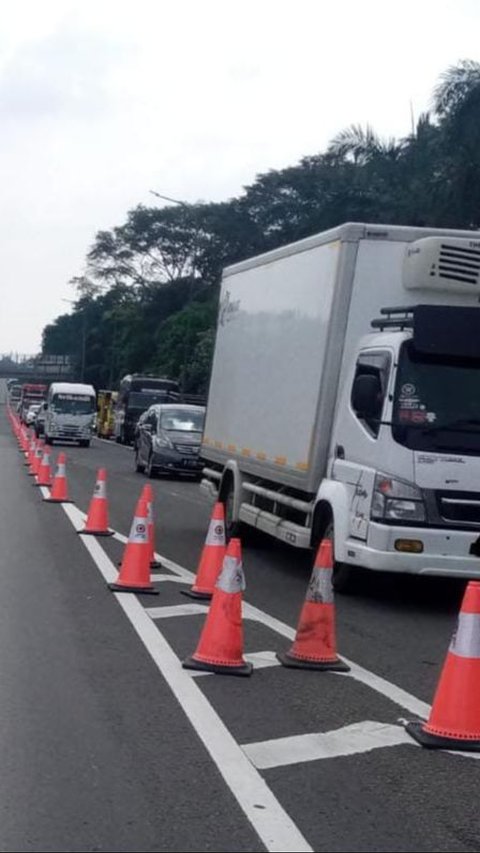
[203,235,345,490]
[203,222,480,493]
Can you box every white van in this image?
[44,382,96,447]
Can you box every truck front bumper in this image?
[344,521,480,578]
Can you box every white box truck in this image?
[200,222,480,590]
[44,382,96,447]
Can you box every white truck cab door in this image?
[332,350,392,541]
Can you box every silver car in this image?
[134,404,205,478]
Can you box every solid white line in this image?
[243,721,416,769]
[146,603,209,619]
[60,502,312,852]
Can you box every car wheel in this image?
[135,449,145,473]
[146,452,156,479]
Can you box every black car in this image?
[134,404,205,478]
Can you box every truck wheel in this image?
[323,520,356,594]
[222,476,260,545]
[45,436,52,446]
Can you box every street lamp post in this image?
[149,190,200,395]
[62,298,87,382]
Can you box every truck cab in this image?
[324,305,480,588]
[44,382,96,447]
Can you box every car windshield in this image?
[159,409,205,432]
[52,394,95,415]
[392,340,480,454]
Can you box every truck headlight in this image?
[371,473,426,522]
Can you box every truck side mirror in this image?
[351,373,382,420]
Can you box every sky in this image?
[0,0,479,354]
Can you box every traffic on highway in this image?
[1,357,480,852]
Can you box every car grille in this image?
[174,443,199,455]
[436,490,480,526]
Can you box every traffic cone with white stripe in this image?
[406,581,480,751]
[277,539,350,671]
[183,538,252,676]
[182,502,226,599]
[44,453,72,503]
[78,468,113,536]
[34,447,52,487]
[142,484,162,569]
[108,495,158,594]
[29,441,44,477]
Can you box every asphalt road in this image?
[1,386,479,853]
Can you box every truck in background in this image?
[44,382,96,447]
[19,383,48,423]
[113,374,180,444]
[200,222,480,590]
[96,390,118,439]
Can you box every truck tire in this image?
[45,435,52,446]
[221,475,261,545]
[322,520,356,594]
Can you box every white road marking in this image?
[146,603,209,619]
[189,651,281,678]
[44,480,478,766]
[150,574,187,583]
[59,501,313,853]
[243,721,416,769]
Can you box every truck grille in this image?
[436,490,480,526]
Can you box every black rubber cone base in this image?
[108,582,159,595]
[78,529,115,537]
[276,651,350,672]
[181,588,213,601]
[405,720,480,751]
[150,559,163,569]
[183,656,253,677]
[43,497,73,503]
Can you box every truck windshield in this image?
[52,394,95,415]
[392,340,480,454]
[129,391,176,409]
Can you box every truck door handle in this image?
[335,444,345,459]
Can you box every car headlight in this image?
[371,473,426,522]
[154,434,173,449]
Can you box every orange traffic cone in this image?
[142,484,162,569]
[277,539,350,672]
[29,441,44,477]
[78,468,113,536]
[44,453,73,503]
[183,538,252,676]
[25,435,36,468]
[406,581,480,751]
[34,448,52,487]
[108,495,158,594]
[182,502,226,599]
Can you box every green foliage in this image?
[42,60,480,394]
